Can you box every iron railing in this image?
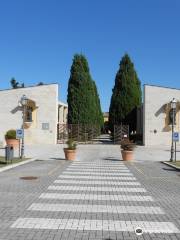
[57,124,101,143]
[113,124,129,144]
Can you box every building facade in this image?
[58,101,68,124]
[103,112,109,123]
[143,84,180,146]
[0,83,66,145]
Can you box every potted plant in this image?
[5,129,19,149]
[63,139,77,160]
[120,138,136,161]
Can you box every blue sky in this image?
[0,0,179,111]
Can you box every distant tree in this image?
[10,78,19,89]
[10,78,25,88]
[109,54,142,131]
[37,82,44,86]
[67,54,103,127]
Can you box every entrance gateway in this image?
[57,124,129,144]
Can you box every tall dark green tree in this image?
[67,54,103,127]
[92,81,104,127]
[109,54,142,131]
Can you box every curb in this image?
[162,161,180,171]
[0,158,37,173]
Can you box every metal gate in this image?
[113,125,129,144]
[57,124,129,144]
[57,124,101,143]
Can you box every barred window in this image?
[25,106,33,122]
[169,109,176,125]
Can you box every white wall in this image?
[58,105,68,124]
[143,85,180,146]
[0,84,58,145]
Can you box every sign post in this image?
[16,129,24,158]
[173,132,179,142]
[16,129,24,139]
[173,132,179,162]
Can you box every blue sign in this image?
[173,132,179,142]
[16,129,24,139]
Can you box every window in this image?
[169,109,176,125]
[25,106,33,122]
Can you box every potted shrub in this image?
[63,139,77,160]
[120,138,136,161]
[5,129,19,149]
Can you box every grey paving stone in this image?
[0,144,180,240]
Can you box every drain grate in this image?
[20,176,38,180]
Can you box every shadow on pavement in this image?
[50,157,66,161]
[164,149,180,152]
[98,140,113,144]
[162,167,179,172]
[103,157,122,162]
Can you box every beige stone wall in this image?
[143,85,180,146]
[0,84,58,145]
[58,103,68,124]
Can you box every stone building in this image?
[143,84,180,146]
[103,112,109,123]
[0,83,68,145]
[58,101,68,124]
[1,82,179,147]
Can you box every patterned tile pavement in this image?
[0,144,180,239]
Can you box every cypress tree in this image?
[109,54,142,131]
[92,81,104,127]
[67,54,103,128]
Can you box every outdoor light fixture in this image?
[170,98,177,161]
[20,94,28,158]
[171,98,177,109]
[21,94,28,106]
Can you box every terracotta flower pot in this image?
[63,148,76,160]
[121,150,134,161]
[5,139,19,149]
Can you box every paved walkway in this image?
[10,143,180,162]
[1,134,180,161]
[0,145,180,239]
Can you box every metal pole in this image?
[114,125,115,144]
[170,109,175,161]
[21,105,25,159]
[19,139,21,158]
[175,141,177,162]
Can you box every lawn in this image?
[169,161,180,167]
[0,156,29,168]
